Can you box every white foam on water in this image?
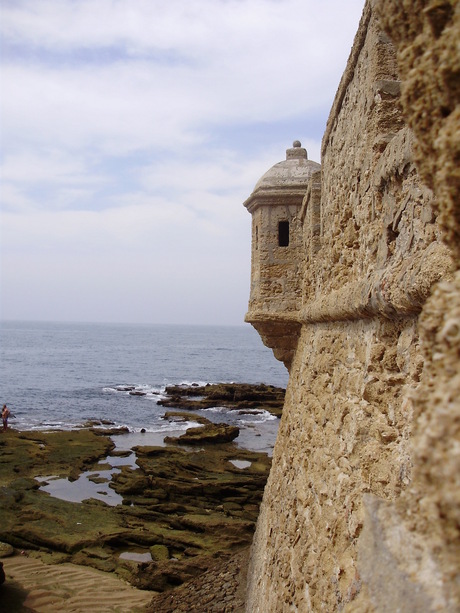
[175,380,209,387]
[14,420,83,432]
[116,420,200,434]
[202,406,227,414]
[103,383,166,398]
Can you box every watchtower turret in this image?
[243,141,320,368]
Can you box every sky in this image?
[1,0,365,326]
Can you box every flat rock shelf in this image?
[0,382,285,608]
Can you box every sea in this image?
[0,321,289,454]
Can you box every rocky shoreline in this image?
[0,383,284,609]
[158,382,285,418]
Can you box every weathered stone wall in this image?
[245,1,458,611]
[362,1,460,610]
[377,0,460,257]
[249,202,304,315]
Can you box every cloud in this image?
[0,0,365,324]
[2,0,362,150]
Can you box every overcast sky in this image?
[1,0,364,326]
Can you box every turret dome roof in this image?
[253,141,320,192]
[244,141,320,211]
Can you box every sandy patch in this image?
[0,555,154,612]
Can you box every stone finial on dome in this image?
[244,141,320,206]
[286,140,308,160]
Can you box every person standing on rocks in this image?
[2,405,10,431]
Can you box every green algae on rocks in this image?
[0,418,273,593]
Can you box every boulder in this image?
[0,542,14,557]
[165,423,239,445]
[150,544,169,561]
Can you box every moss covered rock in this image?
[0,426,272,593]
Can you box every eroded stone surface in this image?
[244,1,459,611]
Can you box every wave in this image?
[102,380,211,400]
[116,420,200,434]
[14,420,85,432]
[203,407,277,423]
[102,384,165,398]
[13,417,201,435]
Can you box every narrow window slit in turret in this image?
[278,221,289,247]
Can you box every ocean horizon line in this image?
[1,319,249,329]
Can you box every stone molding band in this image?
[247,241,452,326]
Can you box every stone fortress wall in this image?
[244,1,459,611]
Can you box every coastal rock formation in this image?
[0,427,272,593]
[244,1,459,611]
[164,421,240,445]
[159,382,285,417]
[146,547,249,613]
